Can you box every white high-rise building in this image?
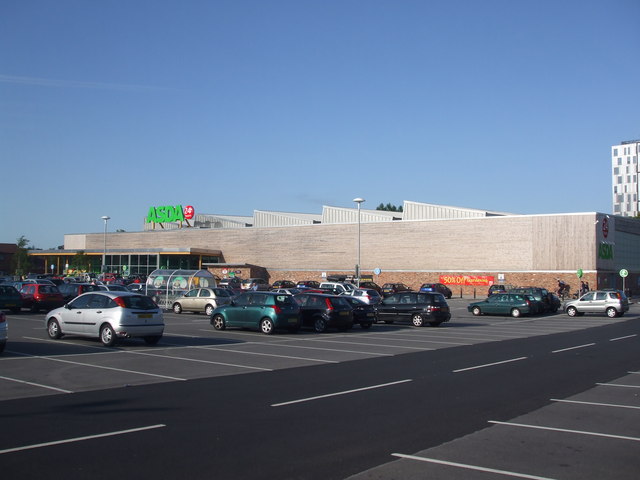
[612,139,640,217]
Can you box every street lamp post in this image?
[101,215,110,273]
[353,197,365,287]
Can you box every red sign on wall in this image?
[439,275,495,286]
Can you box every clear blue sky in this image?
[1,0,639,249]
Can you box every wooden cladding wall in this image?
[79,213,599,271]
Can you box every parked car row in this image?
[208,289,453,335]
[468,288,628,319]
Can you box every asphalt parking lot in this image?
[0,298,632,402]
[2,298,640,479]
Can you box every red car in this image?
[19,283,65,312]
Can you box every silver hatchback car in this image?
[171,287,234,315]
[564,290,629,318]
[45,291,164,346]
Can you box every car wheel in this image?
[205,304,215,316]
[100,324,117,347]
[411,313,424,327]
[313,317,327,333]
[260,318,275,335]
[361,323,372,329]
[606,307,618,318]
[172,303,182,314]
[211,314,226,330]
[566,306,578,317]
[47,319,62,339]
[144,335,161,345]
[472,306,481,316]
[511,308,521,318]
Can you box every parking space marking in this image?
[391,453,558,480]
[551,398,640,410]
[0,375,73,393]
[360,333,470,346]
[271,379,412,407]
[298,338,431,351]
[195,345,338,363]
[488,420,640,442]
[453,357,528,373]
[123,348,274,370]
[551,343,596,354]
[0,424,166,455]
[596,383,640,389]
[610,334,637,342]
[235,341,395,357]
[20,353,187,381]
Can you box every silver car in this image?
[0,311,7,353]
[564,290,629,318]
[171,287,234,315]
[45,291,164,347]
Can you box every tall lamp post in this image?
[353,198,365,287]
[101,215,110,273]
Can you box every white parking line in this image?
[596,383,640,389]
[551,398,640,410]
[194,346,338,363]
[0,375,73,393]
[0,424,166,455]
[610,334,637,342]
[18,352,187,381]
[391,453,558,480]
[453,357,527,373]
[551,343,596,354]
[123,349,273,370]
[301,338,430,351]
[489,420,640,442]
[272,379,412,407]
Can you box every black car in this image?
[57,283,102,303]
[510,287,557,313]
[294,293,353,332]
[295,281,320,290]
[341,296,376,328]
[419,283,452,299]
[376,292,451,327]
[381,283,412,297]
[271,280,296,289]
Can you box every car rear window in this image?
[329,297,349,308]
[40,285,60,294]
[121,295,158,310]
[274,295,296,306]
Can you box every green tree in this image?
[376,203,403,212]
[69,250,91,272]
[13,235,32,276]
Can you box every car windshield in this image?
[329,297,349,308]
[121,295,158,310]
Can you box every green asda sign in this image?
[146,205,185,224]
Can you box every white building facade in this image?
[612,139,640,216]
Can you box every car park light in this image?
[324,298,334,311]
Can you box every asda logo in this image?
[146,205,195,224]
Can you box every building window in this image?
[614,148,618,156]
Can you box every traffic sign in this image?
[576,269,583,278]
[620,269,629,278]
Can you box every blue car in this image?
[210,291,301,334]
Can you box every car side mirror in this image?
[65,303,72,310]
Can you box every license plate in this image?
[5,303,15,307]
[138,314,152,318]
[288,318,298,323]
[340,311,349,316]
